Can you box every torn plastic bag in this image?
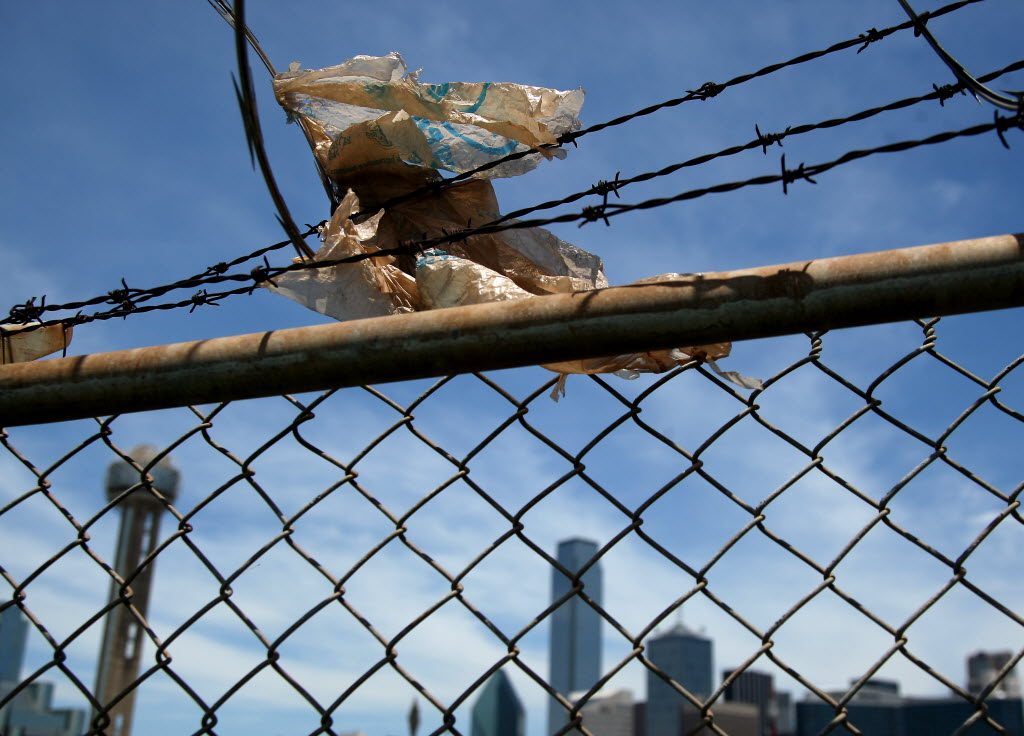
[541,343,732,378]
[0,322,73,365]
[269,53,606,319]
[268,55,758,397]
[409,259,762,398]
[272,51,583,180]
[415,251,531,310]
[541,274,763,398]
[543,343,763,401]
[267,189,420,320]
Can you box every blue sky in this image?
[1,2,1022,735]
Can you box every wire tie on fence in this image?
[689,81,723,101]
[780,153,817,195]
[755,123,789,154]
[856,27,884,53]
[578,204,611,227]
[932,82,966,106]
[61,320,71,357]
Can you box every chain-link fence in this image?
[1,2,1022,734]
[2,276,1023,736]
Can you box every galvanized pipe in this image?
[1,233,1021,426]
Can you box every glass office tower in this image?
[548,538,603,735]
[471,670,525,736]
[646,623,713,736]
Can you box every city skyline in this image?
[537,538,1021,735]
[4,508,1023,736]
[2,3,1022,735]
[723,668,776,736]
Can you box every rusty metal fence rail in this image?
[1,237,1023,736]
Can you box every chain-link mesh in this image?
[1,309,1022,736]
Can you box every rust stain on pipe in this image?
[1,233,1021,426]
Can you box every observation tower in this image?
[93,446,179,736]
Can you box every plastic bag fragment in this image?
[416,251,532,309]
[1,322,73,365]
[267,54,758,398]
[273,51,583,180]
[270,53,606,318]
[268,189,419,320]
[540,274,761,398]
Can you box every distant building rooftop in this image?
[652,620,708,640]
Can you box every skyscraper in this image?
[645,622,712,736]
[548,538,603,735]
[0,605,28,684]
[94,446,180,736]
[471,670,525,736]
[1,607,85,736]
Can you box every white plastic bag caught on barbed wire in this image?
[268,53,760,396]
[273,51,583,181]
[270,52,606,321]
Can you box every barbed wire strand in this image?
[0,0,993,334]
[3,99,1019,337]
[491,58,1024,226]
[360,0,987,216]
